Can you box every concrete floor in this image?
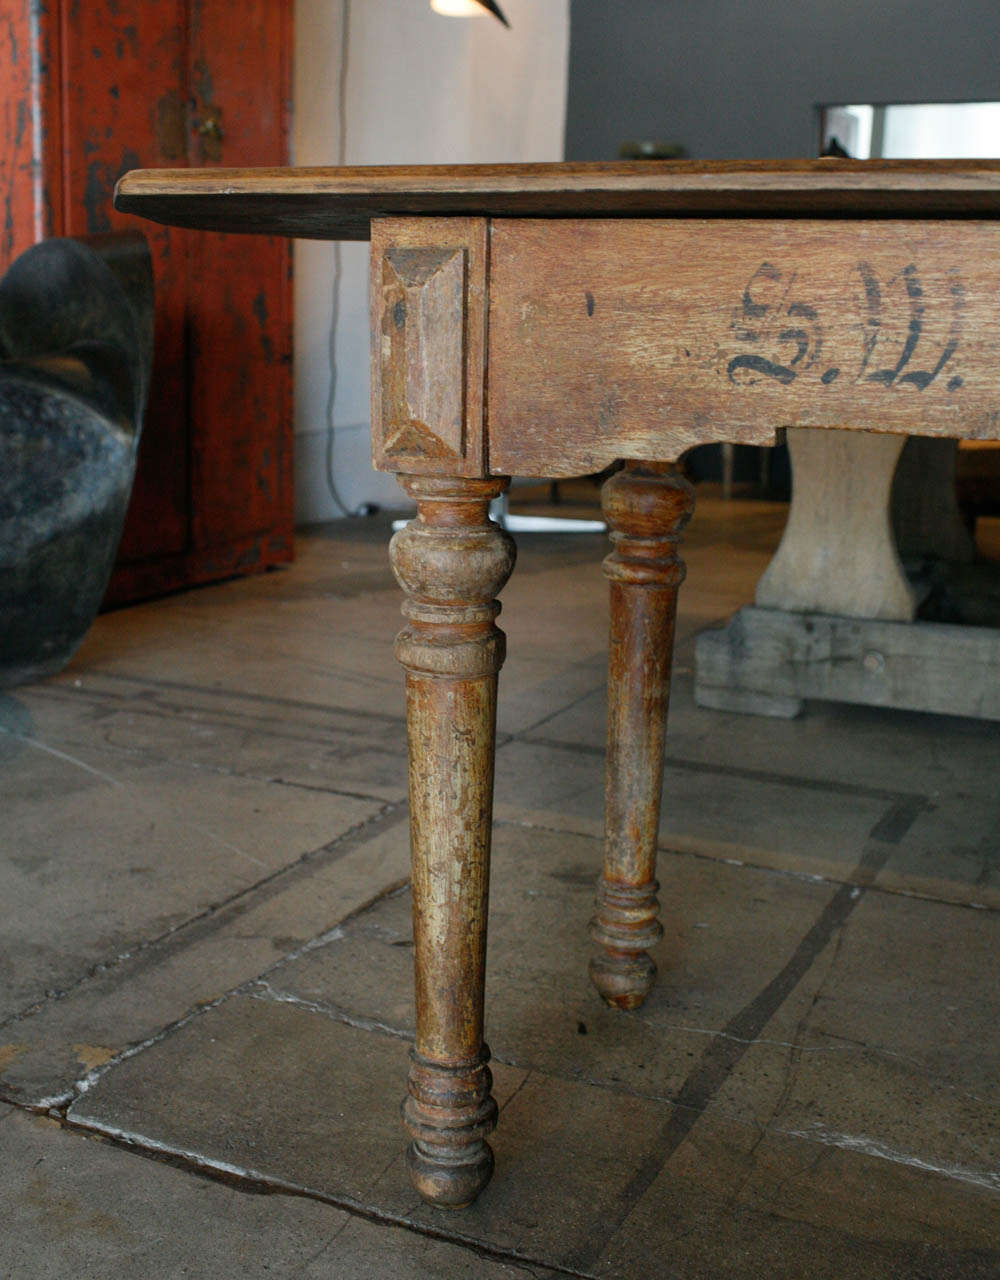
[1,486,998,1279]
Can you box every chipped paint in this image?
[155,89,187,162]
[390,475,515,1205]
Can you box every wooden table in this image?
[115,160,1000,1208]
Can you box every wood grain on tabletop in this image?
[114,159,1000,240]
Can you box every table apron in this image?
[484,218,1000,478]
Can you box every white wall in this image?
[293,0,570,522]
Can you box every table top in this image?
[114,160,1000,241]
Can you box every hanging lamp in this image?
[430,0,509,27]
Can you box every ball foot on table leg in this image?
[405,1139,495,1209]
[589,878,663,1010]
[403,1049,498,1208]
[589,949,657,1010]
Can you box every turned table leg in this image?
[590,462,695,1009]
[389,474,515,1207]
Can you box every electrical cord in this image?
[323,0,378,517]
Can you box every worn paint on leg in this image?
[592,462,694,1008]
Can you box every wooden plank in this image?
[0,0,63,265]
[370,217,488,479]
[487,219,1000,478]
[58,0,194,566]
[695,605,1000,722]
[90,0,295,602]
[114,159,1000,241]
[183,0,294,559]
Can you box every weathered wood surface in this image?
[370,218,488,478]
[0,1,62,264]
[756,429,916,622]
[695,605,1000,721]
[591,464,694,1009]
[488,219,1000,477]
[114,159,1000,241]
[389,474,516,1207]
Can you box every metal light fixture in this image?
[430,0,509,27]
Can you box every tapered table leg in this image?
[389,474,516,1208]
[591,462,695,1009]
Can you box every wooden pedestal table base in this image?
[389,475,515,1207]
[695,428,1000,722]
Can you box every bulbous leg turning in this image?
[390,474,515,1207]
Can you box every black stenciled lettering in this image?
[857,262,963,391]
[866,264,924,386]
[857,260,882,380]
[727,354,797,384]
[741,262,782,319]
[727,264,822,386]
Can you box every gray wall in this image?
[566,1,1000,160]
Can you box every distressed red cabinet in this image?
[1,1,294,603]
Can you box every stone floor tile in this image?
[534,669,1000,806]
[0,1107,352,1280]
[265,821,1000,1256]
[771,888,1000,1102]
[0,703,380,1025]
[17,672,410,803]
[67,993,527,1220]
[63,989,998,1277]
[494,737,888,878]
[0,1106,551,1280]
[0,810,410,1108]
[69,588,405,721]
[591,1111,1000,1280]
[63,991,687,1270]
[312,1216,557,1280]
[696,889,1000,1236]
[267,824,843,1105]
[880,796,1000,906]
[496,648,606,738]
[663,672,1000,801]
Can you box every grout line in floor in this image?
[519,733,926,805]
[0,802,410,1035]
[564,804,925,1273]
[48,1115,600,1280]
[491,813,999,914]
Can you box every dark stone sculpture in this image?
[0,233,153,687]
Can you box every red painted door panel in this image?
[1,1,294,604]
[59,4,193,567]
[184,1,293,562]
